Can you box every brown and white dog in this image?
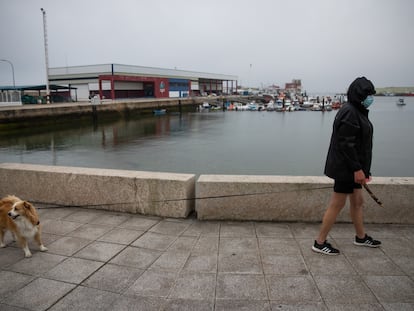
[0,195,48,257]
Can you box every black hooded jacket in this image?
[324,77,376,182]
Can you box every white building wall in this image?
[73,84,90,101]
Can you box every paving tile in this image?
[43,257,103,284]
[82,263,144,293]
[290,223,321,238]
[149,251,190,271]
[314,275,377,304]
[220,221,256,237]
[46,236,92,256]
[363,224,400,238]
[8,252,67,276]
[382,303,414,311]
[302,248,357,275]
[110,246,162,269]
[149,220,190,236]
[3,278,75,311]
[41,219,83,235]
[110,295,166,311]
[192,236,219,254]
[0,246,24,267]
[325,303,384,310]
[37,207,77,220]
[380,237,414,257]
[49,285,119,311]
[163,299,213,311]
[266,275,321,303]
[66,223,112,240]
[98,228,144,245]
[169,272,215,300]
[0,271,34,300]
[89,212,130,226]
[131,232,176,251]
[1,207,412,311]
[74,241,125,262]
[119,216,160,231]
[364,275,414,303]
[216,274,267,300]
[261,254,308,275]
[270,302,328,310]
[334,238,385,257]
[215,299,271,311]
[0,304,28,311]
[219,237,258,254]
[47,236,92,256]
[218,251,262,274]
[258,238,302,255]
[63,209,101,223]
[182,221,220,236]
[167,236,198,252]
[388,255,414,276]
[125,270,177,298]
[347,253,405,275]
[255,222,294,237]
[182,254,218,273]
[392,225,414,241]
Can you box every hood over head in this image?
[347,77,376,105]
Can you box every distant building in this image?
[284,79,302,93]
[48,64,238,101]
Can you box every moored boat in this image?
[153,109,167,115]
[396,98,406,106]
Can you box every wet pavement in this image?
[0,206,413,311]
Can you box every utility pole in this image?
[41,8,50,104]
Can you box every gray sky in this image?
[1,0,413,93]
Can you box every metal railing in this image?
[0,90,22,106]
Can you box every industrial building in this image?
[48,64,238,101]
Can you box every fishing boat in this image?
[396,98,406,106]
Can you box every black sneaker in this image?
[354,234,381,248]
[312,240,340,255]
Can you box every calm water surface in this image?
[0,97,413,177]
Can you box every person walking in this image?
[312,77,381,255]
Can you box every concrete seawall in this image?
[196,174,414,224]
[0,163,413,223]
[0,96,242,122]
[0,163,195,218]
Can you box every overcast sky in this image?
[1,0,413,93]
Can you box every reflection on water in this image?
[0,97,413,177]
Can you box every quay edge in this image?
[0,96,244,123]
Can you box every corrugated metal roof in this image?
[49,63,237,81]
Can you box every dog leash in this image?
[363,183,383,207]
[33,185,334,208]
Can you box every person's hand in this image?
[354,169,366,184]
[366,175,372,183]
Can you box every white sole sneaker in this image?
[311,245,340,255]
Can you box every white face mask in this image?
[362,95,374,108]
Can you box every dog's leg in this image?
[16,236,32,258]
[21,241,32,258]
[0,229,5,248]
[34,231,48,252]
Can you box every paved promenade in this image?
[0,207,413,311]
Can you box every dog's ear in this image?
[23,201,32,209]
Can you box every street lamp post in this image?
[0,59,16,90]
[40,8,50,104]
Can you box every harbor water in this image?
[0,96,413,177]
